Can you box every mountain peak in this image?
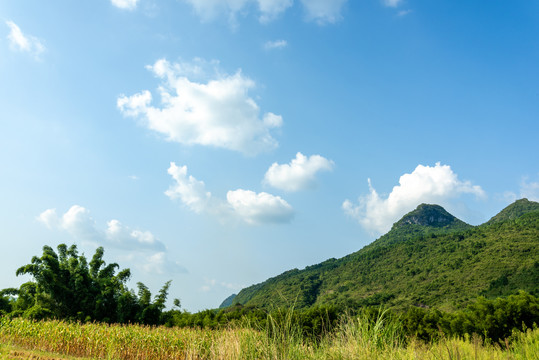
[487,198,539,225]
[392,204,462,229]
[368,204,471,248]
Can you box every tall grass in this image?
[0,314,537,359]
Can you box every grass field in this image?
[1,315,538,359]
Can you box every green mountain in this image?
[369,203,472,248]
[486,198,539,225]
[231,200,539,311]
[219,293,237,308]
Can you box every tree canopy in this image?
[1,244,174,325]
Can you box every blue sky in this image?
[1,0,538,311]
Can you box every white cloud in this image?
[117,90,151,117]
[111,0,139,10]
[60,205,102,242]
[38,206,186,274]
[165,162,216,214]
[105,219,166,251]
[181,0,346,24]
[181,0,250,24]
[520,177,539,201]
[37,205,166,252]
[166,162,294,224]
[118,58,282,155]
[264,39,288,50]
[343,163,485,234]
[227,189,294,224]
[258,0,293,22]
[264,152,334,192]
[6,21,45,59]
[383,0,402,7]
[37,208,60,229]
[299,0,348,24]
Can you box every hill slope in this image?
[232,200,539,311]
[486,198,539,225]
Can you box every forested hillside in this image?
[232,199,539,311]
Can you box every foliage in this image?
[373,203,473,248]
[233,200,539,311]
[1,312,538,360]
[486,198,539,225]
[219,293,238,308]
[2,244,172,325]
[403,291,539,343]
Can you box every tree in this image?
[5,244,173,325]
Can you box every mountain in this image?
[486,198,539,225]
[369,204,472,248]
[232,200,539,311]
[219,294,237,308]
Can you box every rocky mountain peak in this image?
[393,204,460,229]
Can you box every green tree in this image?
[5,244,173,325]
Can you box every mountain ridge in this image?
[229,199,539,311]
[486,198,539,225]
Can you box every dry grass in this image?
[1,315,537,360]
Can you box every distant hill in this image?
[486,198,539,225]
[232,200,539,311]
[219,294,237,308]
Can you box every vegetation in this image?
[0,244,173,325]
[372,203,473,248]
[232,199,539,311]
[1,199,538,358]
[162,291,539,345]
[487,198,539,225]
[1,311,538,360]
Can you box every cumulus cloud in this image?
[258,0,293,22]
[37,208,60,229]
[111,0,139,10]
[105,219,166,251]
[181,0,346,24]
[60,205,102,243]
[264,39,288,50]
[299,0,348,24]
[264,152,334,192]
[37,205,166,252]
[6,21,45,59]
[166,162,294,224]
[165,162,219,215]
[37,206,185,274]
[343,163,485,234]
[118,58,282,155]
[227,189,294,224]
